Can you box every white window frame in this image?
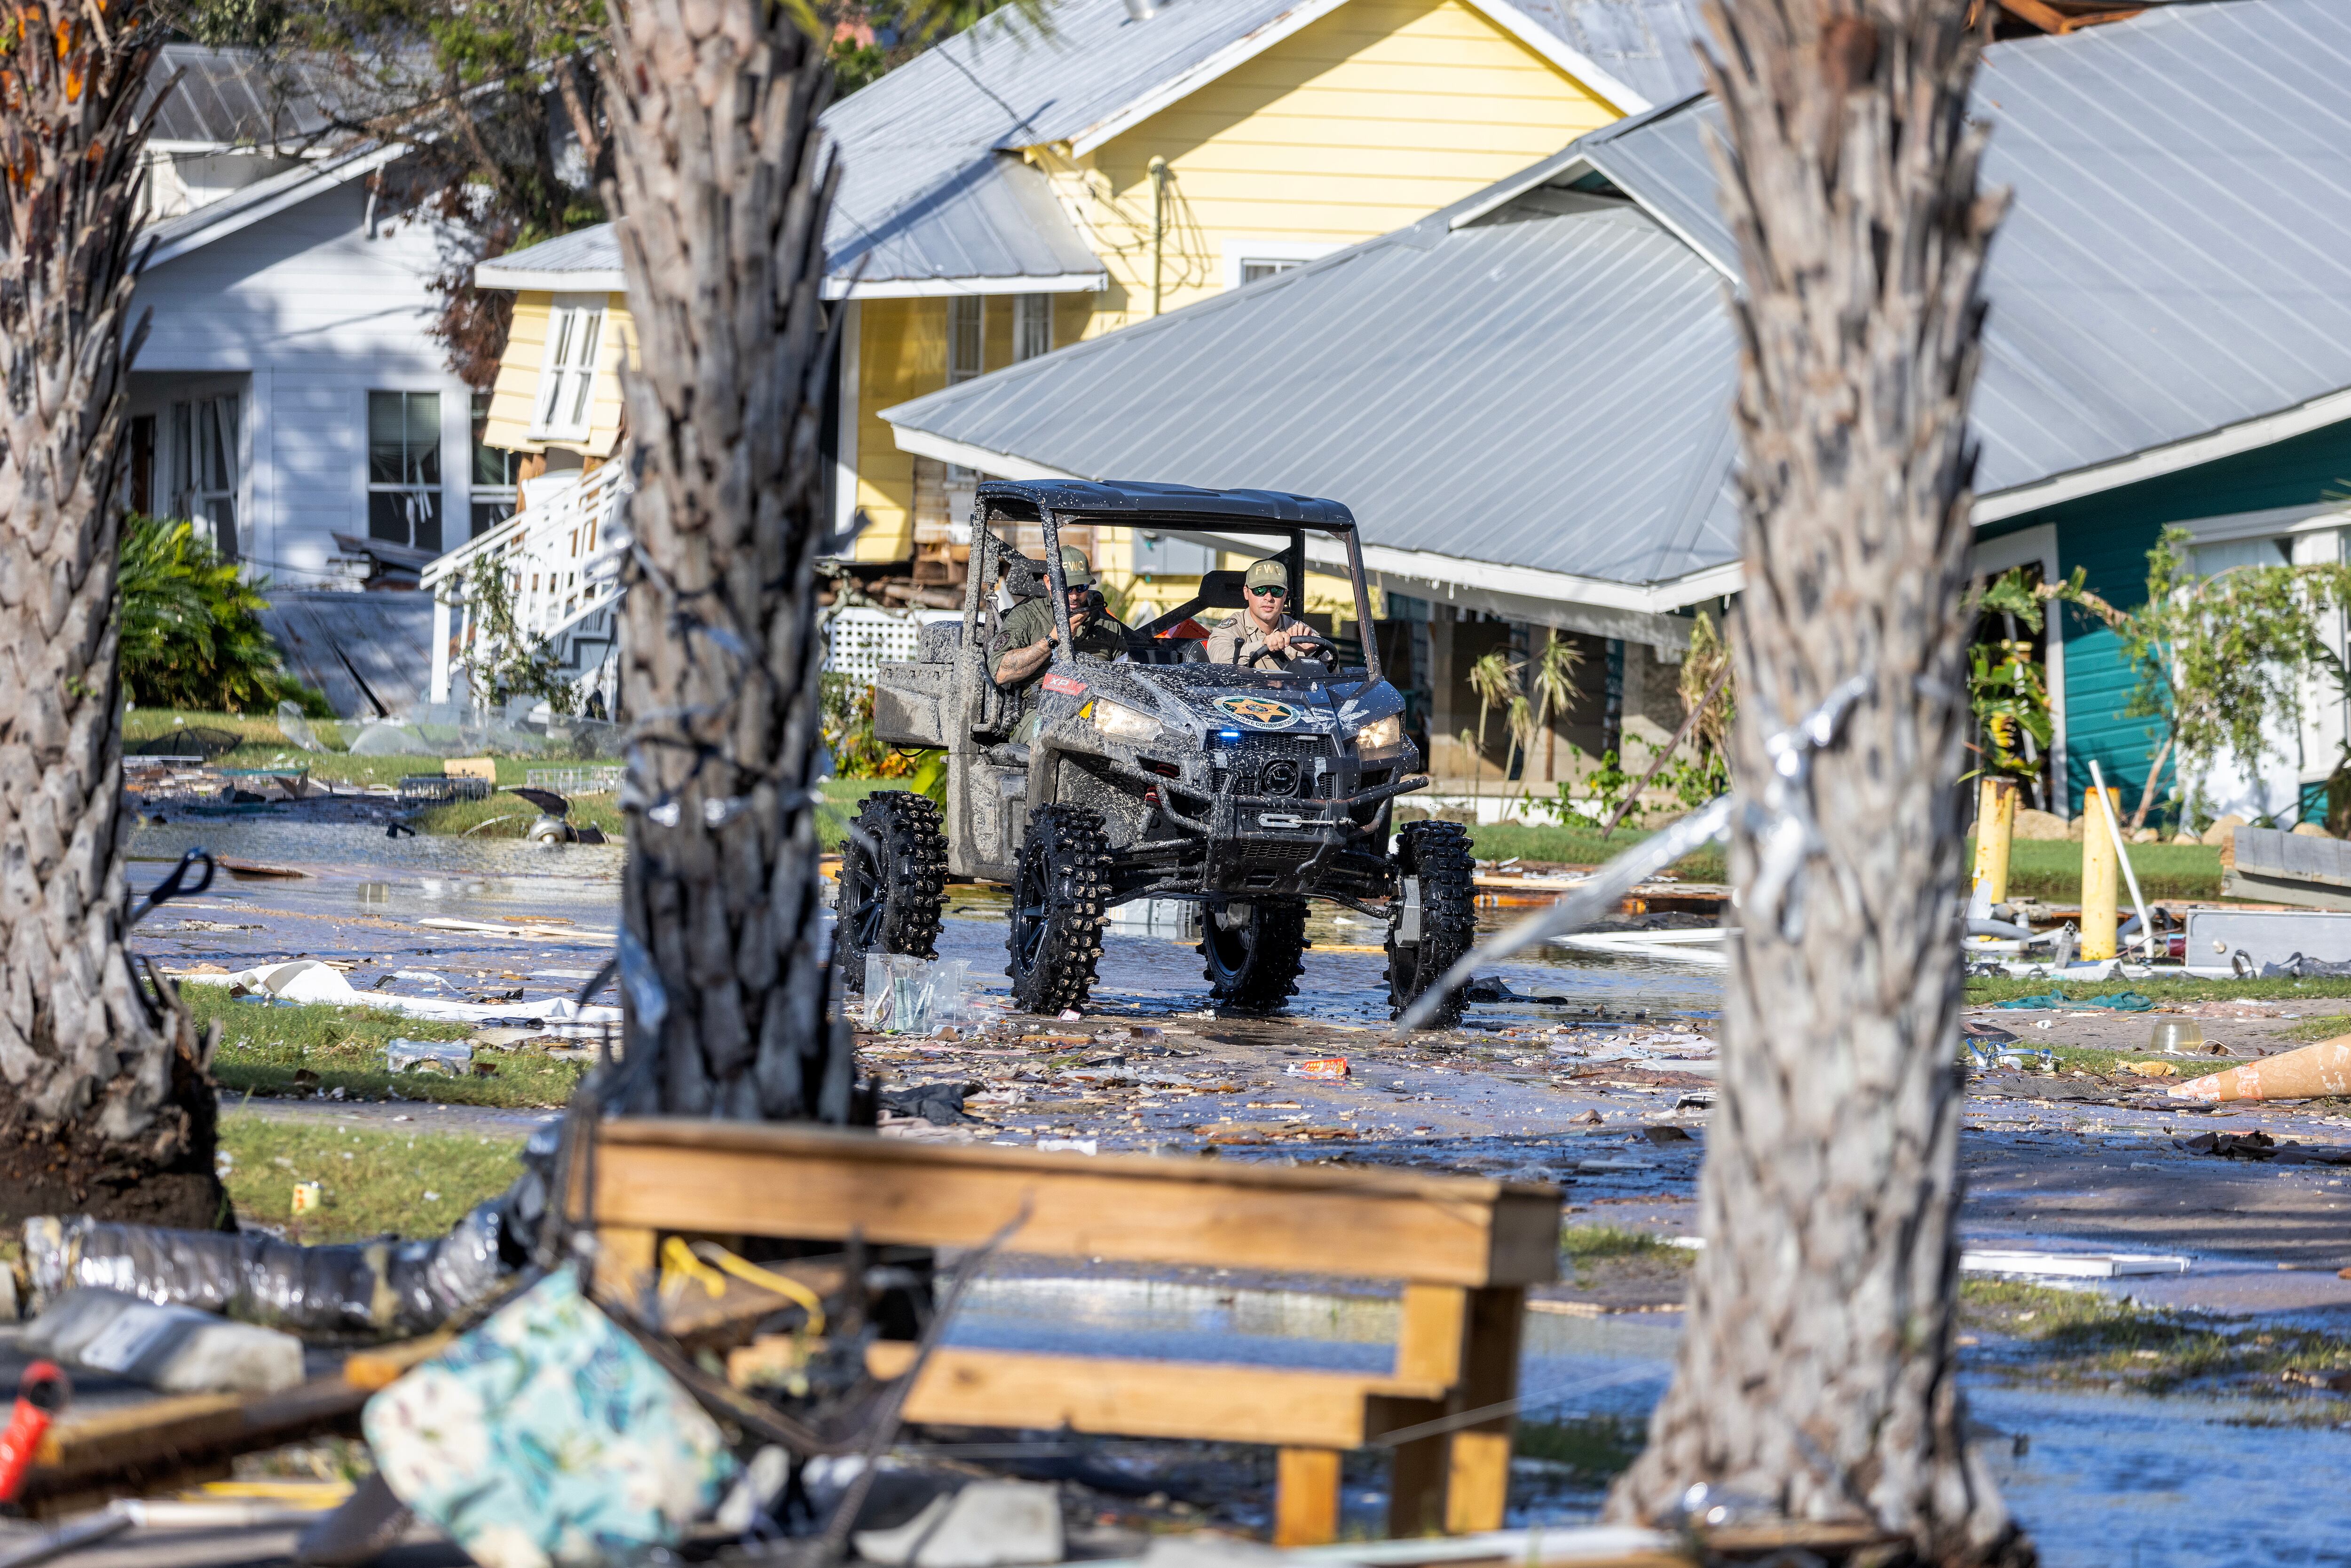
[530,293,606,442]
[947,296,983,383]
[170,391,241,558]
[1220,238,1340,292]
[1014,294,1052,362]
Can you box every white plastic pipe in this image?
[2087,759,2156,959]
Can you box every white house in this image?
[121,48,507,589]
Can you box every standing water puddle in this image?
[950,1277,2351,1568]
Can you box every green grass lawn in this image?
[218,1118,526,1243]
[125,709,616,792]
[189,986,586,1110]
[411,793,629,840]
[1965,835,2223,903]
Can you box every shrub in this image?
[118,516,323,714]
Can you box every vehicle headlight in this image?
[1088,699,1160,741]
[1355,714,1404,751]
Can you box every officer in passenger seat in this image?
[989,546,1129,742]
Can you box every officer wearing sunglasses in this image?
[1207,559,1317,669]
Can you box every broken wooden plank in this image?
[588,1118,1561,1288]
[857,1341,1448,1450]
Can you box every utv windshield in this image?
[1047,515,1381,682]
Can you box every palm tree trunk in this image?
[1606,1,2024,1561]
[0,5,225,1229]
[603,0,854,1118]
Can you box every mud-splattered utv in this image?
[836,481,1477,1025]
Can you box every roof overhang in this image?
[472,266,1108,298]
[1971,384,2351,526]
[472,262,624,292]
[823,270,1108,300]
[140,142,407,268]
[890,425,1727,641]
[1061,0,1649,158]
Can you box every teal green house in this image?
[881,0,2351,824]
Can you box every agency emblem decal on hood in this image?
[1213,694,1302,730]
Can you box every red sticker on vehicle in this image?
[1041,672,1089,696]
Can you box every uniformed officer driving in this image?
[990,545,1129,694]
[1206,559,1318,670]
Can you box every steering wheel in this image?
[1283,632,1336,658]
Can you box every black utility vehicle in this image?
[837,481,1475,1024]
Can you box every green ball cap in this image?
[1058,545,1096,588]
[1243,558,1287,592]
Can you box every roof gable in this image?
[885,0,2351,600]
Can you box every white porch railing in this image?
[425,461,631,705]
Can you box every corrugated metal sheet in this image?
[262,591,435,719]
[144,46,345,148]
[893,0,2351,593]
[491,0,1715,290]
[887,195,1741,585]
[482,225,620,277]
[831,153,1103,284]
[1514,0,1711,109]
[1584,0,2351,498]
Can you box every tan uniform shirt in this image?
[1205,612,1315,670]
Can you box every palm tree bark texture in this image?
[1608,1,2025,1562]
[0,3,224,1228]
[602,0,854,1118]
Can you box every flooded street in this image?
[126,819,2351,1566]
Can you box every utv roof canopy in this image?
[976,480,1356,530]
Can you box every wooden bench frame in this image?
[585,1118,1560,1545]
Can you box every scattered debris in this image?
[385,1039,473,1075]
[23,1290,304,1395]
[1286,1057,1349,1079]
[2172,1130,2351,1165]
[852,1480,1064,1568]
[364,1271,736,1568]
[883,1082,980,1125]
[1957,1250,2191,1278]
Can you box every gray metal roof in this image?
[889,192,1741,586]
[485,0,1713,291]
[473,222,624,289]
[1515,0,1711,110]
[1582,0,2351,500]
[889,0,2351,594]
[144,46,347,149]
[819,0,1708,286]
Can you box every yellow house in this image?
[473,0,1706,594]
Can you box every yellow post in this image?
[1972,778,2017,904]
[2080,784,2120,961]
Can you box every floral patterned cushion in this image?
[363,1268,738,1568]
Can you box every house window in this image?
[127,414,156,516]
[1015,294,1052,362]
[1220,239,1338,292]
[470,392,520,538]
[368,390,442,552]
[948,296,983,383]
[170,394,239,559]
[532,298,604,441]
[2192,536,2291,577]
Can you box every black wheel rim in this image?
[1205,905,1252,982]
[1012,842,1051,972]
[848,848,887,949]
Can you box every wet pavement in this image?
[121,819,2351,1566]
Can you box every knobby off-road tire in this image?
[1386,820,1477,1027]
[1199,898,1309,1016]
[835,792,949,992]
[1006,804,1110,1015]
